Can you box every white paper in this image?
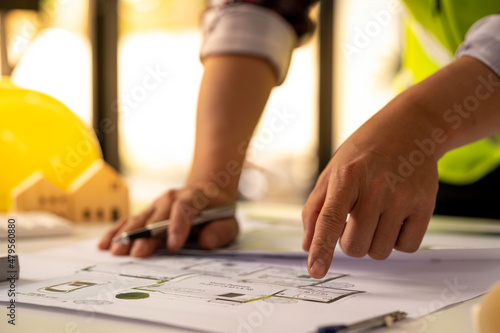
[1,241,500,333]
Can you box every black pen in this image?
[317,311,407,333]
[111,204,236,245]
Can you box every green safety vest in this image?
[399,0,500,185]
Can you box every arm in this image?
[303,55,500,278]
[99,55,276,256]
[188,55,277,197]
[99,0,316,256]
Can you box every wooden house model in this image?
[10,160,129,223]
[67,160,128,222]
[10,172,69,218]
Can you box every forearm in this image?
[365,56,500,162]
[410,57,500,156]
[187,55,276,198]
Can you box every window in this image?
[112,208,120,221]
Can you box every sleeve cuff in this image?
[456,14,500,78]
[200,3,297,85]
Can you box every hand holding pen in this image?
[98,187,238,257]
[112,205,236,245]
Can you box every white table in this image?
[1,205,499,333]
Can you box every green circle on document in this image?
[115,292,150,300]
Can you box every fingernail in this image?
[205,233,220,249]
[309,258,326,278]
[168,233,180,250]
[131,239,146,257]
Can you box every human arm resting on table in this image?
[98,1,311,255]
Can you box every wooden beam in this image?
[317,0,336,173]
[89,0,120,171]
[0,0,38,11]
[0,10,10,76]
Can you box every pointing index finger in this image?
[307,172,358,278]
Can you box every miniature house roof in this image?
[67,159,124,193]
[10,171,67,213]
[9,160,128,222]
[67,159,128,222]
[11,172,63,197]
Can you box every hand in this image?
[302,107,440,278]
[98,186,238,257]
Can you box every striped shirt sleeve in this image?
[200,0,317,84]
[456,14,500,78]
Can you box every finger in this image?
[368,210,405,260]
[307,173,358,279]
[168,190,204,250]
[198,218,239,250]
[130,196,175,257]
[339,194,380,258]
[395,203,433,253]
[110,206,155,255]
[98,218,128,250]
[302,175,329,251]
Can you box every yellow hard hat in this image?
[0,77,101,211]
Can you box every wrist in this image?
[355,94,447,166]
[391,93,451,161]
[187,165,242,203]
[398,57,500,160]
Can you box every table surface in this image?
[1,205,500,333]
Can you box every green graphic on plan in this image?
[23,256,364,305]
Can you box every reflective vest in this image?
[398,0,500,185]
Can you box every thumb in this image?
[198,218,239,250]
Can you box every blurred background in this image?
[1,0,401,213]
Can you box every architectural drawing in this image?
[18,255,364,306]
[3,244,500,333]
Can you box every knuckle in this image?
[155,190,176,206]
[391,194,409,208]
[173,198,190,212]
[341,239,368,258]
[172,200,196,226]
[129,215,146,227]
[335,163,359,184]
[414,198,435,215]
[192,186,205,197]
[137,206,154,220]
[163,190,177,202]
[339,162,358,178]
[369,176,393,196]
[118,221,138,234]
[318,209,346,234]
[112,217,127,229]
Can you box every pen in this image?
[111,204,236,245]
[317,311,407,333]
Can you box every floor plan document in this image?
[1,242,500,333]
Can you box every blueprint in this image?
[2,241,500,333]
[24,257,362,305]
